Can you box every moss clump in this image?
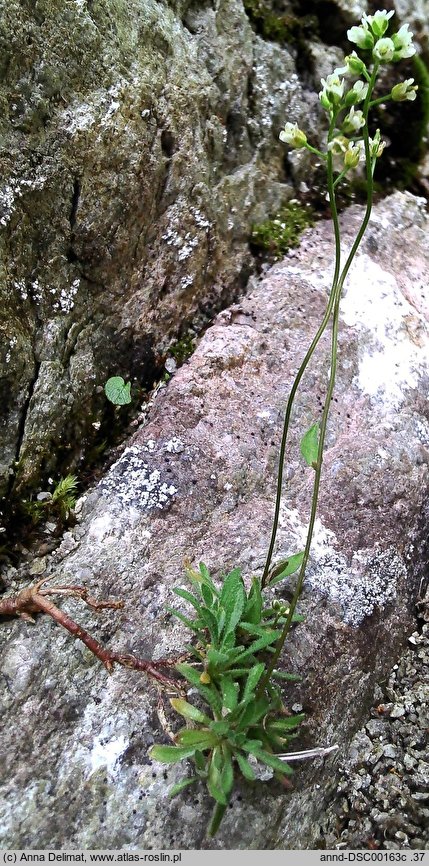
[168,333,196,365]
[21,475,78,527]
[243,0,317,44]
[250,202,314,260]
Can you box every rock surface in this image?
[1,191,429,848]
[320,595,429,850]
[0,0,323,501]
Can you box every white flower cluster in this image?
[279,10,418,176]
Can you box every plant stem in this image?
[261,123,341,588]
[261,64,379,685]
[208,803,227,837]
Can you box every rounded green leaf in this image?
[104,376,132,405]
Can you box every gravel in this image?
[319,588,429,850]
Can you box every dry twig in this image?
[0,576,181,689]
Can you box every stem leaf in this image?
[300,422,320,468]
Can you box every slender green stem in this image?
[333,167,349,189]
[261,281,342,688]
[261,129,341,588]
[369,94,393,108]
[260,63,379,682]
[208,803,227,837]
[305,144,328,160]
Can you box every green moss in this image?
[250,202,314,260]
[168,333,196,365]
[243,0,317,45]
[21,475,78,527]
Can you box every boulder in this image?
[1,191,428,848]
[0,0,321,502]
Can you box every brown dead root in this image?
[0,575,183,690]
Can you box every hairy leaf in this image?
[243,578,263,624]
[220,676,239,712]
[149,744,197,764]
[170,699,211,725]
[173,587,202,612]
[169,777,198,798]
[242,662,265,702]
[235,751,256,781]
[219,568,246,638]
[176,729,219,749]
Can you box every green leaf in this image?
[219,568,246,638]
[175,663,204,687]
[266,714,305,732]
[220,748,234,797]
[176,729,219,749]
[235,631,281,662]
[268,551,305,586]
[194,750,206,772]
[220,676,239,712]
[241,738,263,755]
[104,376,132,405]
[170,699,211,725]
[242,744,294,775]
[236,697,270,731]
[239,621,279,638]
[175,665,223,713]
[149,744,197,764]
[210,719,230,737]
[166,606,202,634]
[199,562,213,585]
[271,670,301,682]
[173,587,202,612]
[207,648,230,668]
[207,748,228,805]
[300,421,320,468]
[235,752,256,781]
[242,662,265,702]
[201,583,215,607]
[169,777,198,798]
[199,606,219,642]
[243,577,263,625]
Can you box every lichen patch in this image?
[99,446,177,511]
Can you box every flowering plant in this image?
[149,10,418,839]
[267,10,418,653]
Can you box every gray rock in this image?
[1,192,429,848]
[0,0,324,501]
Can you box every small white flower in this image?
[279,122,307,148]
[343,51,367,76]
[392,23,416,60]
[319,73,345,108]
[344,141,363,169]
[369,128,387,158]
[391,78,418,102]
[347,23,374,50]
[344,80,369,106]
[373,37,395,62]
[328,135,350,155]
[342,106,365,134]
[364,10,394,38]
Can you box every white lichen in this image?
[280,506,403,626]
[100,445,177,511]
[89,733,128,777]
